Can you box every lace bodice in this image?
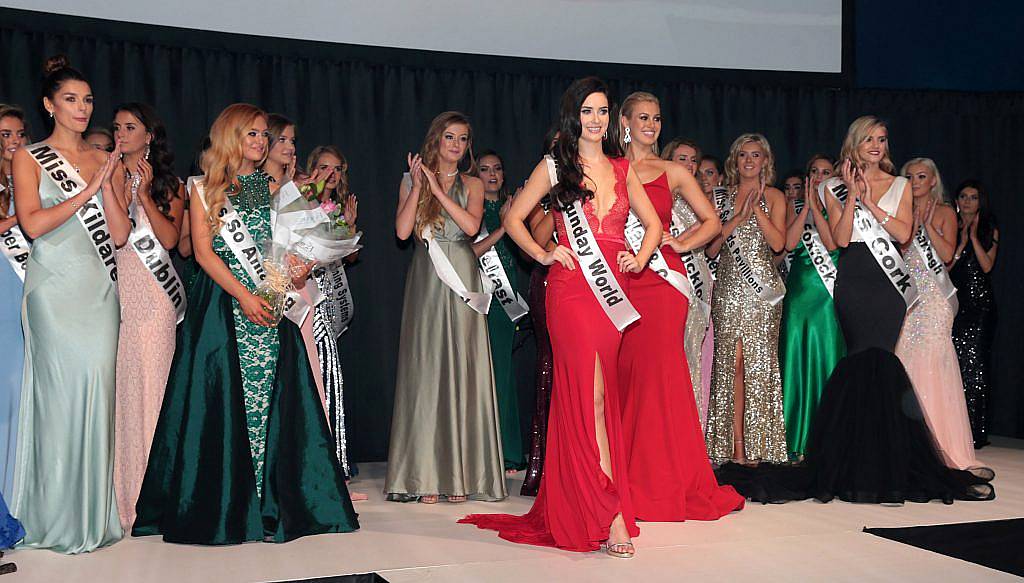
[553,157,630,245]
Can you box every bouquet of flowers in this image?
[272,181,362,266]
[254,239,305,327]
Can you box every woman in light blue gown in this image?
[0,104,29,499]
[8,55,126,554]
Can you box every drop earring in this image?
[623,127,631,144]
[48,110,54,118]
[144,144,151,161]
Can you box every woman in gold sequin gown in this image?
[705,134,788,464]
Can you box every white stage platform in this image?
[10,441,1024,582]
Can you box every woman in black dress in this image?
[949,179,999,448]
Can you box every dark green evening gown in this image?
[483,198,524,471]
[133,171,358,544]
[780,244,846,457]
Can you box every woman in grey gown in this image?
[386,111,506,504]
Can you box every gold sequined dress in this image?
[705,193,787,463]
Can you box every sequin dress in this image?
[896,244,980,470]
[134,171,358,544]
[950,241,997,448]
[706,193,787,463]
[672,196,711,425]
[312,264,350,475]
[521,264,552,496]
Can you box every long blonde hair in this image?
[724,133,776,188]
[619,91,660,155]
[414,111,475,237]
[200,103,267,235]
[901,157,946,203]
[839,115,895,174]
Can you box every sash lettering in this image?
[625,209,694,302]
[793,190,838,297]
[823,177,919,309]
[190,176,312,325]
[28,143,117,284]
[912,224,957,306]
[545,156,639,330]
[476,226,529,322]
[128,193,187,323]
[669,204,712,320]
[719,192,786,305]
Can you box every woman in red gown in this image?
[617,92,745,521]
[460,77,662,558]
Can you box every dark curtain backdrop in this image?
[2,8,1021,461]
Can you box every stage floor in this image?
[10,440,1024,583]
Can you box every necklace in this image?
[442,169,459,177]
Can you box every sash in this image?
[127,195,187,323]
[476,226,529,322]
[545,155,640,331]
[400,172,492,314]
[720,194,786,306]
[707,186,730,279]
[625,208,693,301]
[793,194,838,297]
[0,184,29,282]
[27,143,117,284]
[322,262,354,337]
[823,177,919,309]
[912,224,957,306]
[189,176,313,325]
[669,204,712,320]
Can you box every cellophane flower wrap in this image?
[272,181,362,267]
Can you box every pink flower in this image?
[320,200,338,213]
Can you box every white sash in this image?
[0,184,29,282]
[323,262,354,337]
[823,177,919,309]
[669,205,712,320]
[476,226,529,322]
[912,224,957,306]
[625,209,693,301]
[707,186,730,280]
[189,176,312,325]
[544,155,640,331]
[401,173,492,314]
[794,193,838,297]
[127,195,187,323]
[27,143,117,284]
[720,193,786,306]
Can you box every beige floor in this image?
[8,443,1023,583]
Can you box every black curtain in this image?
[2,8,1021,461]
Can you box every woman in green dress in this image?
[387,111,506,504]
[133,103,358,544]
[472,150,525,473]
[779,154,846,459]
[10,56,127,554]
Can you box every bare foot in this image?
[506,468,519,477]
[350,491,369,502]
[605,513,634,558]
[419,494,439,504]
[447,495,467,503]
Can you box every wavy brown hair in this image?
[551,77,623,211]
[414,111,476,237]
[200,103,267,235]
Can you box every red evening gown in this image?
[460,157,639,551]
[618,172,744,521]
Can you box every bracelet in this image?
[879,213,893,226]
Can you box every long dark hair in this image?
[551,77,622,211]
[474,149,512,204]
[955,179,998,250]
[114,102,179,217]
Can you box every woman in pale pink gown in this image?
[108,104,186,529]
[896,158,982,471]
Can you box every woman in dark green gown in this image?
[473,151,525,472]
[133,104,358,544]
[780,156,846,458]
